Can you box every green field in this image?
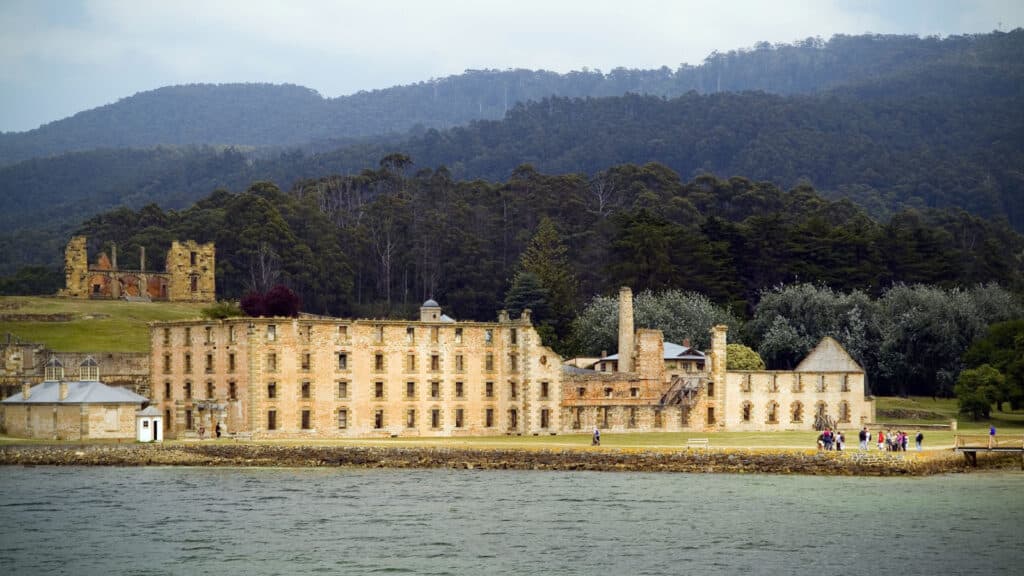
[0,296,208,352]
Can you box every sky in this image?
[0,0,1021,133]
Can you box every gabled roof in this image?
[136,405,162,416]
[2,381,149,405]
[795,337,864,373]
[599,341,706,363]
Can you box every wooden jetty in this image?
[953,434,1024,468]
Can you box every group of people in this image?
[816,428,845,450]
[855,427,924,451]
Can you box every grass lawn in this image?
[0,296,208,352]
[876,395,1024,433]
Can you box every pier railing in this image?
[953,434,1024,450]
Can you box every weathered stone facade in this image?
[60,236,215,302]
[563,289,875,433]
[149,304,563,439]
[1,403,137,440]
[146,290,874,439]
[0,334,149,399]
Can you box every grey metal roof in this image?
[440,314,456,323]
[599,341,706,362]
[2,380,149,405]
[422,299,440,308]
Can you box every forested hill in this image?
[1,30,1019,166]
[69,166,1024,341]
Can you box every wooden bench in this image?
[231,432,254,442]
[686,438,710,449]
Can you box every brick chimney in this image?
[683,338,691,348]
[22,382,30,400]
[618,287,635,372]
[59,381,68,401]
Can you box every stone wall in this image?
[0,403,138,440]
[2,444,1014,476]
[59,236,215,302]
[165,240,216,302]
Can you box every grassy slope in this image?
[0,296,207,352]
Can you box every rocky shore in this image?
[1,443,1019,475]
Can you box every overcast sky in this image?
[1,0,1021,132]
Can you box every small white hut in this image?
[136,405,164,442]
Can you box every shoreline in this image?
[1,443,1019,475]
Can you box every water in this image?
[1,467,1021,576]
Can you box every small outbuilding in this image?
[136,405,164,442]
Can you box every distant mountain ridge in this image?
[0,30,1022,277]
[1,30,1019,166]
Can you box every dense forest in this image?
[0,30,1018,166]
[64,162,1024,341]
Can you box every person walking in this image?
[915,431,923,451]
[859,427,868,451]
[989,424,996,448]
[592,426,601,446]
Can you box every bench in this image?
[686,438,710,449]
[231,432,253,442]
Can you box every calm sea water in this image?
[0,466,1021,575]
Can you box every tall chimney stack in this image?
[22,382,31,400]
[59,381,68,401]
[618,287,635,372]
[140,246,146,272]
[111,243,118,270]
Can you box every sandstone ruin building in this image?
[0,357,149,440]
[147,289,874,439]
[60,236,215,302]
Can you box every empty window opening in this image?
[540,381,549,398]
[184,381,192,399]
[629,387,639,398]
[338,353,348,370]
[301,353,311,371]
[407,409,416,428]
[229,381,237,400]
[301,381,311,399]
[431,409,440,428]
[541,408,550,429]
[375,353,385,372]
[431,381,440,399]
[485,381,494,398]
[430,354,440,371]
[485,408,494,427]
[406,381,416,398]
[337,409,348,429]
[455,408,464,428]
[301,410,312,430]
[267,382,277,399]
[374,381,384,399]
[337,381,348,399]
[455,381,464,398]
[206,381,214,399]
[267,410,277,430]
[374,410,384,429]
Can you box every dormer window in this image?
[44,357,64,381]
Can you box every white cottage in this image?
[136,405,163,442]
